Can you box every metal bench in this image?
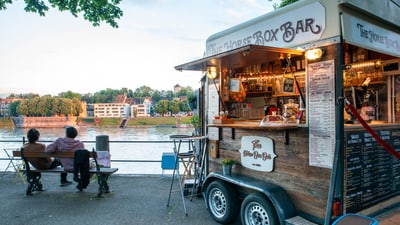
[13,149,118,197]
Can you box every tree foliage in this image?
[8,101,20,117]
[14,95,83,117]
[133,85,153,103]
[269,0,299,9]
[3,86,197,117]
[169,99,180,115]
[0,0,123,28]
[179,99,191,113]
[155,99,169,117]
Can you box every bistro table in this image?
[166,135,208,215]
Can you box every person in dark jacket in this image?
[74,149,91,191]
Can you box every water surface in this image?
[0,127,194,174]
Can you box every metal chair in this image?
[1,148,26,183]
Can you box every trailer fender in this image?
[203,172,297,225]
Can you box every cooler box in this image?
[161,152,176,175]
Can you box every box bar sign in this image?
[205,2,326,56]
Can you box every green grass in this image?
[0,118,13,128]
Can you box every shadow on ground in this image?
[1,173,242,225]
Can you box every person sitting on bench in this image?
[46,126,85,186]
[23,128,66,185]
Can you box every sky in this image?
[0,0,276,97]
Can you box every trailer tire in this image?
[241,193,278,225]
[205,180,239,224]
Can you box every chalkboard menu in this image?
[345,128,400,213]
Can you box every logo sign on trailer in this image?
[239,136,276,172]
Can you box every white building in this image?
[131,98,152,117]
[93,103,129,118]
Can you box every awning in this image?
[175,45,304,72]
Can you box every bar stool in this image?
[167,134,192,215]
[166,135,207,215]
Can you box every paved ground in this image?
[0,173,234,225]
[0,172,398,225]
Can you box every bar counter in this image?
[208,120,299,130]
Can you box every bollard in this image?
[96,135,111,167]
[96,135,109,152]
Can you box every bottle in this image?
[275,78,281,93]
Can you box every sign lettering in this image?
[239,136,276,172]
[205,2,326,56]
[343,13,400,57]
[356,23,400,52]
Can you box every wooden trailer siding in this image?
[209,127,331,219]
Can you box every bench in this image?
[13,149,118,197]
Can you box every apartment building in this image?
[131,97,152,117]
[93,103,130,118]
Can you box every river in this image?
[0,127,195,174]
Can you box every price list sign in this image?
[308,60,336,168]
[344,128,400,213]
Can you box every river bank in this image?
[0,116,193,128]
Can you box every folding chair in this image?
[1,148,26,183]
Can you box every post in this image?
[96,135,109,152]
[95,135,111,168]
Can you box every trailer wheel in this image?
[241,193,278,225]
[206,180,239,224]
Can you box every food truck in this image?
[175,0,400,224]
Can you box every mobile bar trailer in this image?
[175,0,400,224]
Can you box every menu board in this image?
[308,60,336,168]
[344,128,400,213]
[208,83,220,140]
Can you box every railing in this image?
[0,138,190,175]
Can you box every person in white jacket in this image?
[46,126,85,186]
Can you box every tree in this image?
[0,0,123,28]
[151,90,162,103]
[29,97,40,116]
[8,101,20,117]
[60,98,73,115]
[59,91,82,100]
[92,88,119,103]
[169,99,180,115]
[38,96,53,116]
[179,99,191,113]
[81,93,93,104]
[51,97,62,115]
[17,100,29,116]
[155,100,169,117]
[268,0,299,9]
[71,97,83,116]
[133,86,153,103]
[164,90,174,101]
